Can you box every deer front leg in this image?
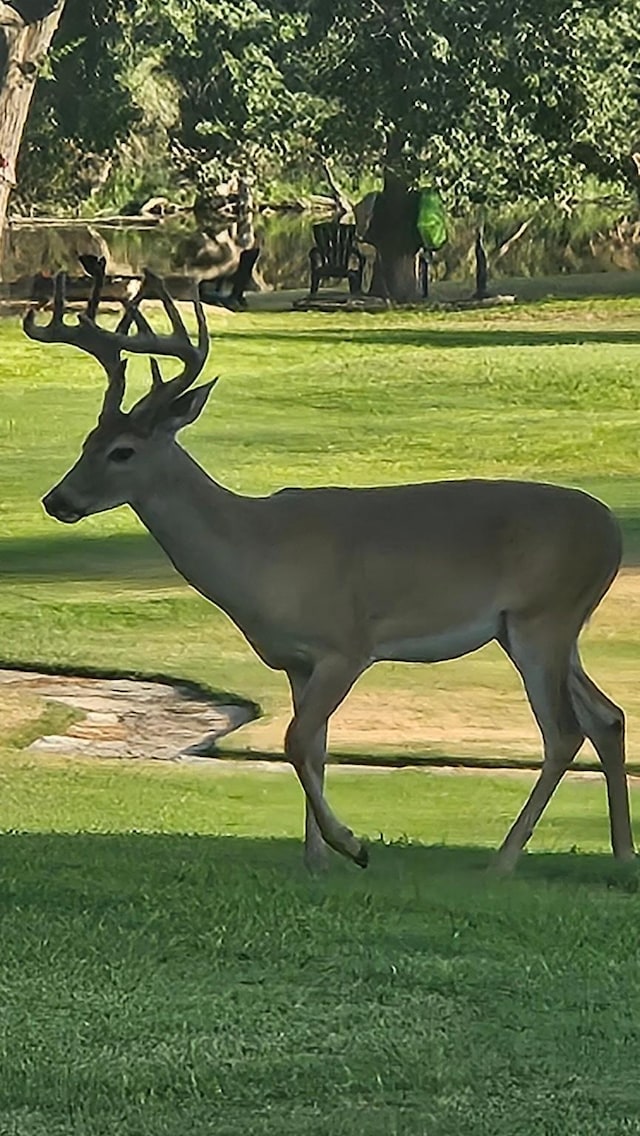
[284,656,368,869]
[302,725,329,873]
[288,669,329,873]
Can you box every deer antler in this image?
[136,270,209,405]
[23,266,210,416]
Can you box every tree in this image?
[0,0,65,242]
[293,0,640,301]
[142,0,323,193]
[17,0,322,213]
[9,0,640,304]
[16,0,173,214]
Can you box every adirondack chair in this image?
[309,222,365,296]
[198,246,260,310]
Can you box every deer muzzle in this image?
[42,487,85,524]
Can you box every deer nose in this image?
[42,488,84,524]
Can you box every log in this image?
[8,213,163,227]
[1,271,200,304]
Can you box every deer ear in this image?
[162,378,218,434]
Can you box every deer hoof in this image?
[353,842,369,869]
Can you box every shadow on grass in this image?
[0,530,173,582]
[224,325,640,351]
[0,832,635,895]
[4,512,640,580]
[0,657,260,716]
[218,747,617,775]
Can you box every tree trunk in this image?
[474,228,489,300]
[0,1,65,261]
[365,171,422,303]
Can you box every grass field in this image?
[2,294,640,1133]
[3,296,640,761]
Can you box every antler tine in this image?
[97,359,127,424]
[149,358,163,389]
[194,289,208,356]
[108,274,150,340]
[24,269,121,376]
[143,269,188,339]
[141,270,209,400]
[76,276,205,370]
[116,275,209,404]
[24,268,210,400]
[162,292,209,399]
[122,301,155,340]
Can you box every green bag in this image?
[417,188,447,251]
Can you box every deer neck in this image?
[130,441,255,617]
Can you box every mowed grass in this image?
[1,744,640,1136]
[3,297,640,758]
[2,833,640,1136]
[2,296,640,1132]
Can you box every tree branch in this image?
[320,159,353,221]
[495,218,533,261]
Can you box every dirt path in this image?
[3,665,639,784]
[0,668,252,761]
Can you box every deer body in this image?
[27,268,635,875]
[131,459,618,673]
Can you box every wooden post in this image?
[474,227,488,300]
[0,1,65,261]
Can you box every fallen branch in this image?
[8,213,165,227]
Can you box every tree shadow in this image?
[0,831,633,896]
[4,505,640,584]
[223,325,640,351]
[0,530,174,583]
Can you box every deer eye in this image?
[108,446,135,463]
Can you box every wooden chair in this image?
[199,246,260,310]
[309,222,365,296]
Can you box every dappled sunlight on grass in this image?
[0,747,633,856]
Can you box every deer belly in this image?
[373,614,499,664]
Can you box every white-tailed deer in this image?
[26,268,635,873]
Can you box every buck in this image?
[26,268,635,873]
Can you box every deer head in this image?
[24,265,215,524]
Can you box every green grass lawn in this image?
[3,296,640,759]
[1,756,640,1136]
[2,295,640,1133]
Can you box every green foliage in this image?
[15,0,324,212]
[571,1,640,189]
[148,0,325,191]
[16,2,140,212]
[297,0,640,206]
[14,0,640,215]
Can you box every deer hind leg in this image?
[494,618,585,874]
[568,652,635,862]
[288,669,329,873]
[284,656,368,869]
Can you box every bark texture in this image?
[365,171,422,303]
[0,0,65,257]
